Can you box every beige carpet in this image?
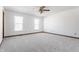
[0,33,79,52]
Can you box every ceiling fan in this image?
[39,6,50,14]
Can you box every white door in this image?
[0,7,3,44]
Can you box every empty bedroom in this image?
[0,6,79,52]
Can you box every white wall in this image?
[44,8,79,37]
[4,10,43,36]
[0,7,3,44]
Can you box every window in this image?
[14,16,23,31]
[34,18,40,30]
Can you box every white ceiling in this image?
[4,6,79,17]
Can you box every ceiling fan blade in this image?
[40,6,46,9]
[40,10,43,14]
[39,9,43,14]
[43,9,50,11]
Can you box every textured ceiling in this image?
[4,6,79,17]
